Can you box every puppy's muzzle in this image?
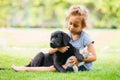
[50,42,55,48]
[50,38,61,48]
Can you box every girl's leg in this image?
[78,65,88,71]
[11,65,56,72]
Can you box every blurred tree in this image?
[92,0,120,28]
[0,0,120,29]
[0,0,11,28]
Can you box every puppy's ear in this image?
[62,33,70,46]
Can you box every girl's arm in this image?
[68,43,97,65]
[49,46,70,54]
[83,43,97,62]
[49,48,58,54]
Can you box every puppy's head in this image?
[50,31,70,48]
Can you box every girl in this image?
[11,5,96,72]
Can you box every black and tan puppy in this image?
[26,31,84,72]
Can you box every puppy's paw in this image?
[73,65,78,72]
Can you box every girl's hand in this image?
[57,46,70,53]
[69,56,79,65]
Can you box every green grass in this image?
[0,28,120,80]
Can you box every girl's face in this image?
[67,16,83,34]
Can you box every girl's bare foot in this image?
[11,64,25,71]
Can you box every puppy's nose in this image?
[50,42,55,48]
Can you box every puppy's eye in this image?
[55,35,59,38]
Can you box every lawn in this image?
[0,28,120,80]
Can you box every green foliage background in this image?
[0,0,120,28]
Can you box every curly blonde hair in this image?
[66,5,89,28]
